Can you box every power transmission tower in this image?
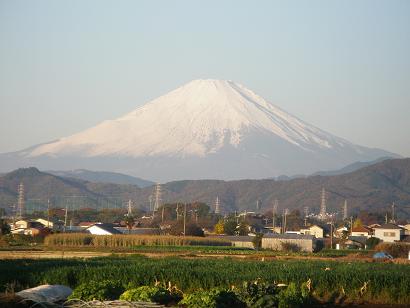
[214,196,221,214]
[256,199,261,212]
[319,187,327,220]
[127,199,133,216]
[17,182,25,219]
[304,206,309,226]
[153,183,162,211]
[342,200,348,220]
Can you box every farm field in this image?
[0,255,409,306]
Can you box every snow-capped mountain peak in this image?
[29,79,342,158]
[3,78,394,182]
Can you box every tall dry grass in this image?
[44,233,232,248]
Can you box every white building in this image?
[300,225,324,238]
[374,223,404,243]
[86,223,122,235]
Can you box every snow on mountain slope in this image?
[1,79,396,181]
[29,79,351,158]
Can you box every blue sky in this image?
[1,0,409,156]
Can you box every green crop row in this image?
[0,255,409,305]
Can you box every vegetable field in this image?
[0,255,409,305]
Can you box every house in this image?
[374,223,404,242]
[263,226,281,234]
[79,222,98,228]
[335,226,348,238]
[351,226,372,238]
[10,220,47,236]
[36,219,64,231]
[300,225,324,238]
[401,224,410,236]
[262,234,318,252]
[344,236,367,249]
[86,223,123,235]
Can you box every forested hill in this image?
[0,158,409,217]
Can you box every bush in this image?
[365,237,380,250]
[278,283,305,308]
[69,280,124,301]
[120,286,181,304]
[179,288,245,308]
[252,233,263,250]
[375,242,410,258]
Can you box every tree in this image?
[124,215,135,234]
[214,220,224,234]
[237,221,249,236]
[224,219,237,235]
[169,221,204,236]
[353,218,363,228]
[0,219,10,235]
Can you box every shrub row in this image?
[44,233,232,247]
[375,242,410,258]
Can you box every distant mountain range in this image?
[0,79,398,182]
[47,169,154,188]
[0,158,409,218]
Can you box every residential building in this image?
[374,223,404,242]
[300,225,324,238]
[351,226,372,238]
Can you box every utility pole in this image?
[329,220,333,249]
[64,205,68,233]
[350,216,353,235]
[282,208,288,234]
[183,203,187,236]
[176,203,180,220]
[391,202,395,223]
[272,199,278,231]
[47,199,50,229]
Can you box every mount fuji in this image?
[0,79,396,181]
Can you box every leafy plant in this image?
[69,280,124,301]
[179,288,245,308]
[236,280,279,307]
[120,286,181,304]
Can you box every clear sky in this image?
[1,0,409,156]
